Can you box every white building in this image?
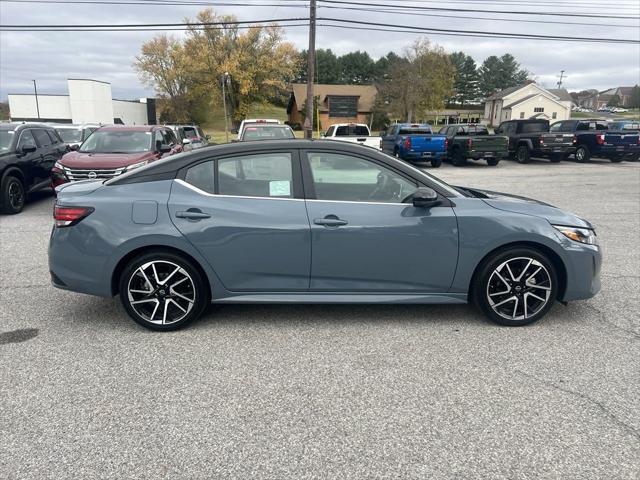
[483,83,572,126]
[8,79,156,125]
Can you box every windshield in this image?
[56,128,83,143]
[79,130,152,153]
[0,130,15,152]
[181,127,200,140]
[335,125,370,136]
[242,126,295,141]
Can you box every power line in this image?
[317,0,639,19]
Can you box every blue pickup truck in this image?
[549,119,640,162]
[380,123,447,167]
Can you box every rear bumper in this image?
[590,145,635,158]
[468,150,509,160]
[535,146,576,157]
[401,150,446,161]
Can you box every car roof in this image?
[0,122,54,131]
[109,140,394,185]
[98,125,162,132]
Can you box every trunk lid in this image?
[603,132,639,146]
[541,133,575,148]
[406,135,447,153]
[467,135,509,152]
[55,179,103,197]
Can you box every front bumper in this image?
[560,241,602,302]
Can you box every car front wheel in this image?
[119,251,208,331]
[1,175,26,214]
[473,248,558,326]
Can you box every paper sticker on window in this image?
[269,180,291,197]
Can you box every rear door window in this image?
[218,153,294,198]
[519,122,548,134]
[33,129,53,147]
[17,130,36,149]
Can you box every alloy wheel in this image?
[576,148,585,161]
[127,260,196,325]
[486,257,552,321]
[8,179,24,210]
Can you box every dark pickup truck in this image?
[437,124,508,166]
[550,119,640,163]
[495,119,576,163]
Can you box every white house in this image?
[483,83,572,126]
[8,79,156,125]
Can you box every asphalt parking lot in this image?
[1,158,639,479]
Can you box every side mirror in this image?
[19,142,37,155]
[412,187,440,209]
[70,144,80,151]
[182,138,191,145]
[494,128,502,134]
[320,132,326,138]
[230,128,238,134]
[159,143,172,153]
[205,135,211,140]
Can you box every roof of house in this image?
[503,94,539,109]
[289,83,378,112]
[484,84,528,101]
[547,88,572,102]
[616,86,635,96]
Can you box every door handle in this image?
[314,216,348,227]
[176,209,211,220]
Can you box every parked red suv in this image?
[51,125,183,186]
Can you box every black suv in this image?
[495,119,576,163]
[0,123,66,214]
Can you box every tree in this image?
[479,53,530,98]
[607,94,620,107]
[338,51,376,84]
[297,49,341,84]
[134,35,197,122]
[135,9,300,125]
[448,51,479,106]
[381,39,454,122]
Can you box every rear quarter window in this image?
[185,161,215,194]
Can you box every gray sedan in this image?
[49,140,601,330]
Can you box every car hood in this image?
[459,186,594,229]
[60,151,156,169]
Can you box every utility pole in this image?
[304,0,316,139]
[557,70,566,89]
[222,72,230,143]
[32,80,40,119]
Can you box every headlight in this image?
[54,162,65,170]
[125,160,148,171]
[553,225,598,246]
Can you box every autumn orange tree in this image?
[135,9,299,125]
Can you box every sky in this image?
[1,0,639,101]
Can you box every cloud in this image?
[1,1,639,100]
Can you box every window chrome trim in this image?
[176,179,416,206]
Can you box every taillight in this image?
[573,135,577,144]
[467,138,473,149]
[53,205,94,227]
[596,133,605,145]
[403,137,412,150]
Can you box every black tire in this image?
[0,175,26,215]
[575,145,590,163]
[473,247,558,327]
[451,148,467,166]
[486,157,499,166]
[549,153,563,163]
[119,250,209,331]
[430,158,442,168]
[610,155,624,163]
[515,145,530,164]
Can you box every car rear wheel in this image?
[550,153,563,163]
[473,247,558,326]
[515,145,530,164]
[1,175,25,214]
[575,145,590,163]
[486,158,499,166]
[430,158,442,168]
[610,155,624,163]
[119,251,208,331]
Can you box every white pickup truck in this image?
[322,123,382,150]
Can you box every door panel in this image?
[303,150,459,292]
[306,201,458,292]
[169,153,311,292]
